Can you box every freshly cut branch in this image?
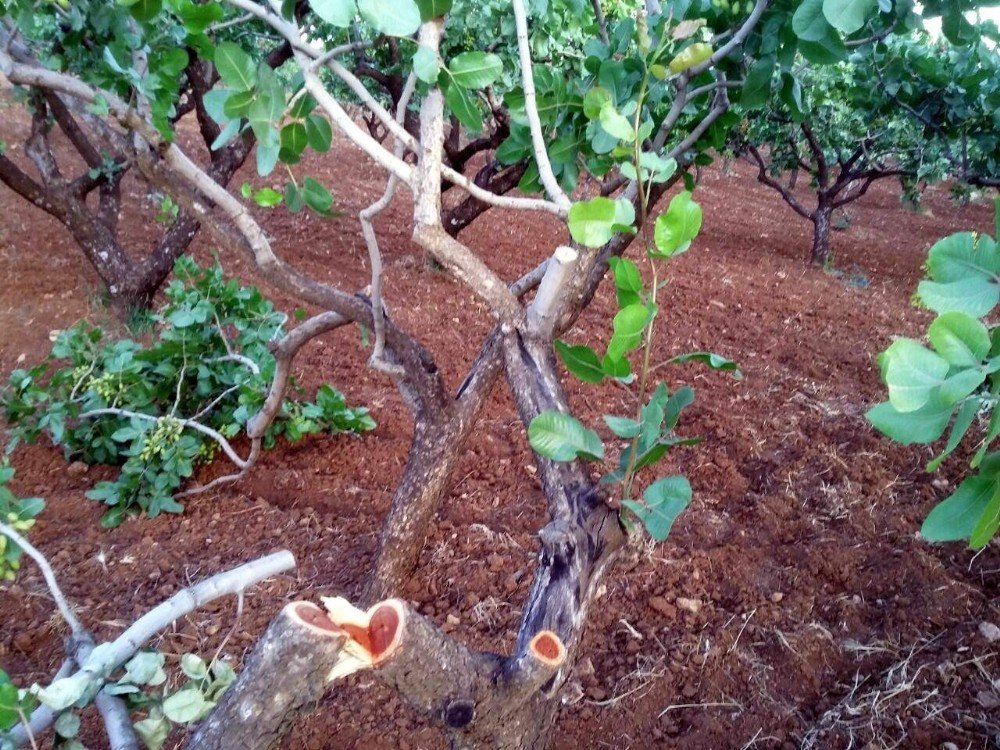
[5,551,296,749]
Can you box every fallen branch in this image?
[4,550,296,748]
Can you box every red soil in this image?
[0,102,997,749]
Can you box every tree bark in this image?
[185,603,346,750]
[363,412,471,604]
[810,201,833,266]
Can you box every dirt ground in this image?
[0,102,998,750]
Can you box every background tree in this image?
[736,56,937,265]
[0,0,992,747]
[873,33,1000,193]
[0,10,299,313]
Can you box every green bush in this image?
[2,258,374,527]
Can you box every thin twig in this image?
[0,523,85,637]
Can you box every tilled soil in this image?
[0,106,998,749]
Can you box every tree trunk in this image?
[363,413,471,604]
[186,602,346,750]
[810,202,833,266]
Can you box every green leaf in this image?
[33,674,90,711]
[253,188,283,207]
[311,0,356,26]
[922,474,998,543]
[357,0,421,36]
[213,42,256,92]
[54,711,80,738]
[415,0,452,19]
[123,0,162,22]
[554,341,606,383]
[926,397,979,472]
[256,128,280,177]
[582,87,612,119]
[445,83,482,132]
[608,257,643,308]
[162,687,208,723]
[604,415,641,438]
[669,351,742,379]
[793,0,833,41]
[822,0,876,34]
[598,101,635,142]
[305,115,333,153]
[289,93,317,119]
[222,89,255,119]
[302,177,334,216]
[568,197,633,248]
[741,56,775,109]
[917,232,1000,317]
[882,338,950,412]
[448,52,502,89]
[123,652,166,686]
[279,122,308,163]
[652,191,702,258]
[667,42,713,74]
[528,411,605,462]
[602,353,632,381]
[134,715,170,750]
[623,475,692,540]
[939,369,986,405]
[865,395,954,445]
[607,303,653,362]
[969,489,1000,548]
[928,311,991,367]
[413,45,440,84]
[285,181,304,213]
[180,654,209,680]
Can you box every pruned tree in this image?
[0,0,988,747]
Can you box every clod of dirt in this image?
[978,621,1000,643]
[648,595,674,617]
[66,461,88,476]
[676,597,702,615]
[975,691,1000,710]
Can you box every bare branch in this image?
[7,551,296,749]
[0,523,85,638]
[512,0,571,211]
[746,144,814,219]
[361,71,417,374]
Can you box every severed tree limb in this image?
[185,602,347,750]
[5,551,296,749]
[188,595,569,750]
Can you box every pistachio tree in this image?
[735,32,1000,265]
[0,0,989,747]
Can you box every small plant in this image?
[868,199,1000,548]
[532,190,741,541]
[0,463,44,581]
[1,258,374,527]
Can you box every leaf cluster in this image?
[868,200,1000,548]
[1,258,374,528]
